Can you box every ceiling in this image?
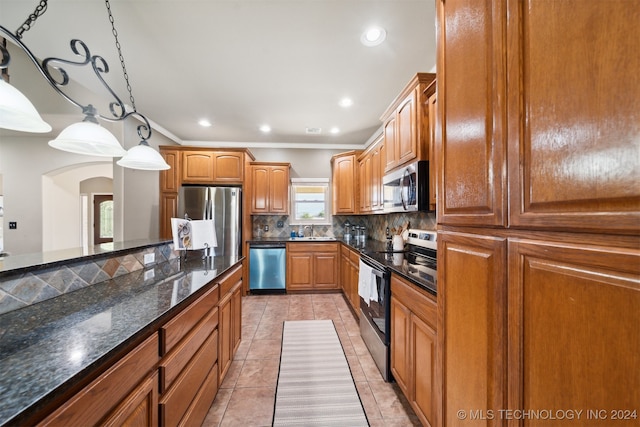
[0,0,436,150]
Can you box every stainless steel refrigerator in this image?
[178,185,242,257]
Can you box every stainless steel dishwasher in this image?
[249,243,286,292]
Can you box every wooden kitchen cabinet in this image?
[426,92,437,211]
[287,242,339,291]
[38,334,160,427]
[390,274,438,427]
[160,149,180,192]
[358,134,384,214]
[249,162,290,214]
[436,1,639,425]
[381,73,435,174]
[331,151,360,214]
[182,150,245,184]
[159,273,220,427]
[160,192,178,239]
[217,265,243,383]
[340,244,360,316]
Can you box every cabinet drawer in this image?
[161,284,219,355]
[349,248,360,264]
[39,334,159,427]
[159,329,219,427]
[160,306,219,392]
[391,275,437,329]
[178,361,219,427]
[288,242,339,253]
[219,265,243,297]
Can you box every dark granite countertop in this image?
[0,254,243,426]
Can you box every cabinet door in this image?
[287,252,313,290]
[506,0,640,233]
[231,282,242,354]
[359,155,371,213]
[371,141,383,211]
[384,116,397,172]
[349,256,359,316]
[396,92,417,166]
[212,152,243,182]
[160,193,178,239]
[250,165,270,214]
[218,292,232,383]
[103,372,158,427]
[332,154,358,214]
[390,296,411,397]
[438,231,507,426]
[436,0,507,227]
[269,166,289,214]
[182,151,215,183]
[412,314,436,427]
[160,150,180,192]
[427,93,437,211]
[508,239,640,424]
[314,252,339,289]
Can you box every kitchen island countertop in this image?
[0,253,243,426]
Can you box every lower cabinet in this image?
[340,244,360,316]
[38,334,160,427]
[218,265,243,383]
[390,274,437,427]
[287,243,339,291]
[159,276,221,427]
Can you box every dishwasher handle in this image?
[250,243,286,249]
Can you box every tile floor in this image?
[203,293,421,426]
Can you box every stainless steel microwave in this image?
[382,160,430,212]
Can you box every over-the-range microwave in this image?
[382,160,431,213]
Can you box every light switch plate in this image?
[144,253,155,265]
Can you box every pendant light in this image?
[0,0,170,170]
[117,141,170,170]
[48,105,127,157]
[0,75,52,133]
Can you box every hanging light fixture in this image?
[0,70,52,132]
[0,0,169,170]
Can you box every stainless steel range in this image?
[359,229,437,382]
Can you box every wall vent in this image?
[305,127,322,135]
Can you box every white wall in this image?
[249,147,344,179]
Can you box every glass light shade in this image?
[48,121,127,157]
[117,142,170,170]
[0,77,52,133]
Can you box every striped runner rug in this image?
[273,320,369,426]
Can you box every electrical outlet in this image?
[144,253,155,265]
[263,224,269,232]
[144,269,155,281]
[276,221,284,228]
[9,222,17,230]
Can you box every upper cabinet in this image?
[436,0,639,232]
[358,135,385,214]
[331,151,360,215]
[182,150,244,184]
[159,147,254,239]
[249,162,290,215]
[381,73,436,174]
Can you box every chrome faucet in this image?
[304,225,313,237]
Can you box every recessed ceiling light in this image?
[361,26,386,47]
[330,127,340,134]
[339,98,353,108]
[259,124,271,133]
[198,119,212,127]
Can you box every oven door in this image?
[359,266,390,344]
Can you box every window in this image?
[290,178,330,225]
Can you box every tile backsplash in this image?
[252,211,436,241]
[0,243,179,315]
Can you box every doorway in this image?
[94,194,114,244]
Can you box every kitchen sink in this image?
[289,236,336,241]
